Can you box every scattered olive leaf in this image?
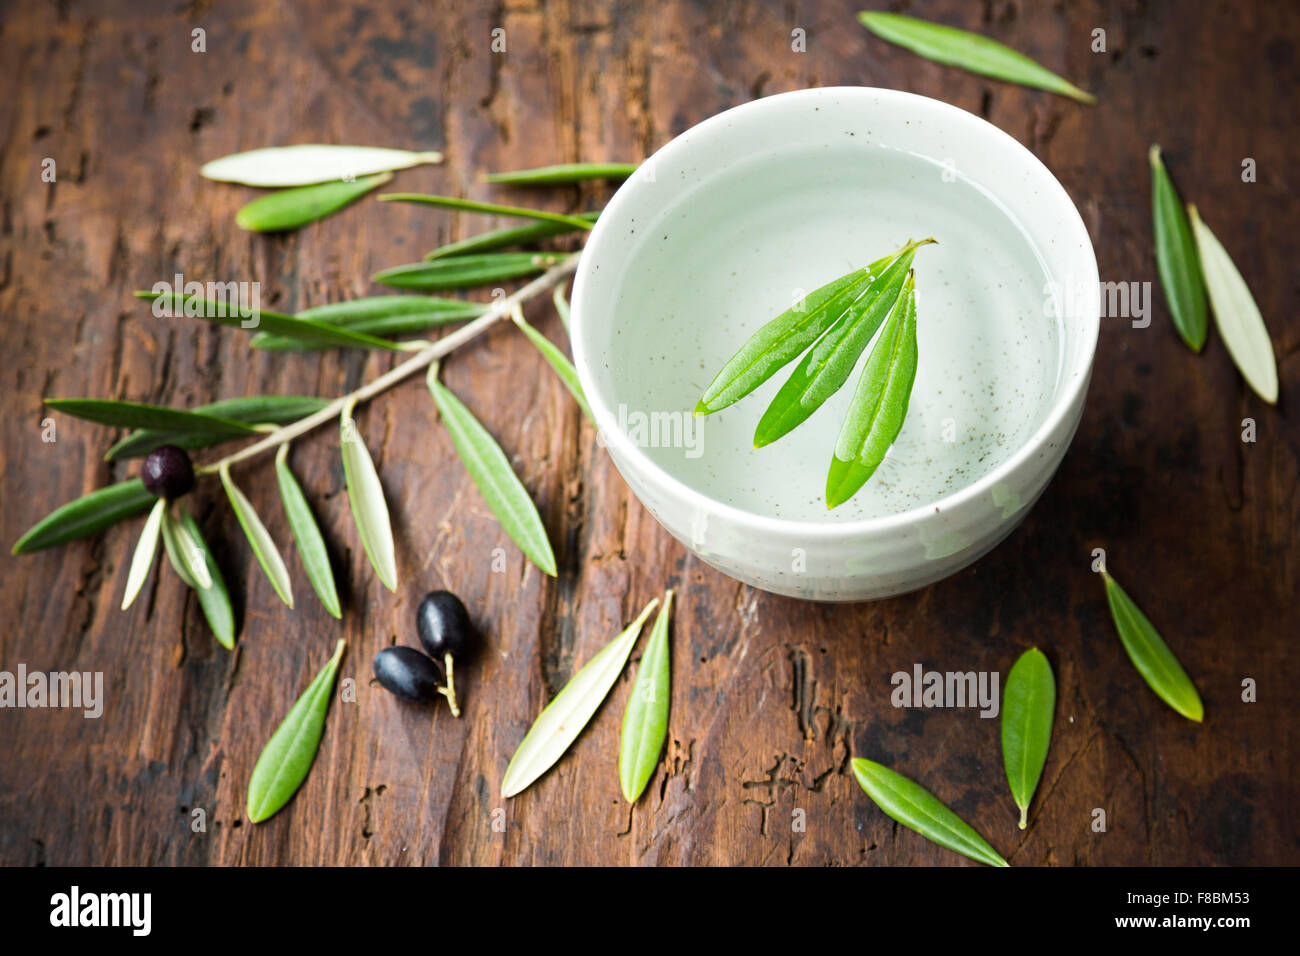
[502,598,659,798]
[427,365,557,576]
[857,11,1095,104]
[485,162,638,185]
[160,504,212,590]
[1148,145,1207,351]
[235,172,393,232]
[1001,647,1055,829]
[12,478,155,554]
[851,758,1009,867]
[379,192,596,231]
[219,462,294,608]
[619,590,674,803]
[1188,204,1278,403]
[246,639,347,822]
[201,145,441,187]
[1102,570,1203,722]
[275,445,341,618]
[340,401,397,592]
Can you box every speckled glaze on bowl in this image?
[571,87,1099,601]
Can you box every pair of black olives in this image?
[372,591,478,713]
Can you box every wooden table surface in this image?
[1,0,1296,866]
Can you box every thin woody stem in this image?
[194,254,580,476]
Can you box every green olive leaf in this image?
[11,478,156,554]
[851,758,1009,867]
[176,507,237,649]
[1001,647,1055,829]
[425,212,600,260]
[219,463,294,608]
[553,282,572,332]
[857,11,1095,104]
[1188,205,1278,404]
[825,272,918,508]
[619,590,674,803]
[1102,571,1203,722]
[373,253,563,291]
[275,445,341,618]
[134,290,402,350]
[378,193,595,231]
[753,240,931,448]
[235,172,392,232]
[106,396,329,460]
[44,398,261,439]
[340,403,397,592]
[201,145,441,187]
[485,163,638,185]
[1149,146,1207,351]
[121,498,166,610]
[502,598,659,798]
[246,639,347,823]
[509,305,593,421]
[427,366,557,577]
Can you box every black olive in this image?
[141,445,196,499]
[416,590,478,659]
[372,646,443,704]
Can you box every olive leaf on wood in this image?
[220,463,294,608]
[852,758,1009,867]
[201,145,441,187]
[619,590,674,803]
[373,253,564,291]
[340,402,398,592]
[121,498,166,611]
[857,11,1095,104]
[1102,570,1203,722]
[1148,146,1207,351]
[424,212,599,261]
[275,445,342,619]
[12,479,155,554]
[379,193,596,231]
[246,639,347,823]
[1001,647,1055,829]
[502,598,659,798]
[236,173,393,232]
[485,162,638,185]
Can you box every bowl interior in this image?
[573,87,1098,526]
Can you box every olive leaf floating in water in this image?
[696,239,934,507]
[857,11,1096,104]
[851,758,1009,867]
[1001,647,1055,829]
[1102,570,1203,722]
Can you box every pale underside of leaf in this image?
[246,639,346,822]
[122,498,166,610]
[857,11,1095,104]
[1188,205,1278,404]
[177,507,236,649]
[502,598,659,798]
[851,758,1009,867]
[276,445,341,618]
[201,145,442,187]
[427,368,557,576]
[1103,572,1203,722]
[619,590,674,803]
[826,274,918,507]
[160,505,212,590]
[220,463,294,608]
[340,407,398,591]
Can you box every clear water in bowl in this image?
[601,141,1065,523]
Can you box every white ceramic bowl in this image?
[571,87,1099,601]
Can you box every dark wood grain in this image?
[0,0,1295,866]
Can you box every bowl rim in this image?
[571,85,1100,540]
